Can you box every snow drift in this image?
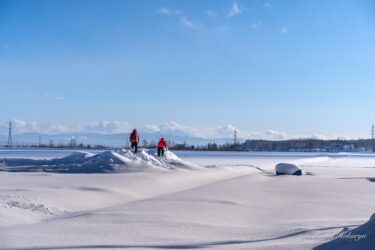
[0,149,200,173]
[314,213,375,250]
[275,163,303,175]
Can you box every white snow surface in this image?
[1,151,375,249]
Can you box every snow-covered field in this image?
[0,150,374,249]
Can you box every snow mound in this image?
[161,150,201,169]
[314,213,375,250]
[0,149,200,173]
[1,151,94,167]
[275,163,303,176]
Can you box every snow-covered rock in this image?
[275,163,303,176]
[0,149,200,173]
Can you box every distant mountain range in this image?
[0,132,235,147]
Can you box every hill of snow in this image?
[0,149,200,173]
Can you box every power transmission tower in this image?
[372,124,375,152]
[7,121,12,148]
[233,128,238,145]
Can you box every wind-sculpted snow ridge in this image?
[314,213,375,250]
[0,194,65,217]
[0,149,201,173]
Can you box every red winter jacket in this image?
[157,139,167,148]
[130,132,139,143]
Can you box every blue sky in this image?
[1,0,375,139]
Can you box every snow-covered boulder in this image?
[275,163,303,176]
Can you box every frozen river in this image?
[1,148,375,249]
[1,148,375,168]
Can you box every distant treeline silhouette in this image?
[1,139,374,152]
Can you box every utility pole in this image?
[7,120,12,148]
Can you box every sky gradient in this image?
[1,0,375,139]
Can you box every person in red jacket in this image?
[157,137,167,157]
[129,128,140,153]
